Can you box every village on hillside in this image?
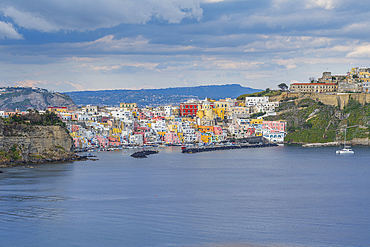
[0,95,285,150]
[1,66,370,150]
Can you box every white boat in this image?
[336,146,354,154]
[336,128,354,154]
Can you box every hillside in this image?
[65,84,261,107]
[0,87,77,111]
[265,98,370,145]
[237,89,283,100]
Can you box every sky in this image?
[1,0,370,92]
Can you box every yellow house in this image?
[112,128,122,134]
[157,132,166,138]
[168,124,178,132]
[120,103,137,109]
[165,116,175,121]
[250,118,263,125]
[70,132,80,138]
[200,133,212,143]
[197,125,213,133]
[177,132,184,143]
[182,117,194,122]
[172,108,180,116]
[213,107,225,120]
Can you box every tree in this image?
[278,83,288,91]
[309,77,316,83]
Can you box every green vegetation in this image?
[250,112,266,118]
[0,144,22,161]
[7,99,32,110]
[237,89,282,100]
[0,88,33,100]
[4,111,66,128]
[266,98,370,143]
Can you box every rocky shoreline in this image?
[0,154,92,168]
[288,138,370,147]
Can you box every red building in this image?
[180,102,198,117]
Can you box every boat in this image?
[336,146,354,154]
[336,128,354,154]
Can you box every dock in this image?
[181,143,278,154]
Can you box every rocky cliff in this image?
[0,87,77,111]
[0,118,78,166]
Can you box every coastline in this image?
[288,138,370,147]
[0,154,89,168]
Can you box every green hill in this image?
[237,89,283,100]
[265,98,370,144]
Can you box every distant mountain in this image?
[0,87,77,111]
[65,84,261,107]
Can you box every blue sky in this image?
[1,0,370,92]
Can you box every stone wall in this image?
[270,92,370,109]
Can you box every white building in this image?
[245,96,269,106]
[164,106,172,117]
[130,134,143,145]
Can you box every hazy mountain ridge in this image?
[0,87,77,111]
[66,84,261,107]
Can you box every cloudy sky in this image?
[1,0,370,92]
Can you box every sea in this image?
[1,145,370,247]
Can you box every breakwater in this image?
[131,150,159,158]
[182,143,278,154]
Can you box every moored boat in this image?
[336,128,354,155]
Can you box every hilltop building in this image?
[290,83,337,93]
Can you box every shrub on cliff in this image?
[6,111,66,127]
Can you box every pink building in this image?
[108,136,120,147]
[262,121,286,132]
[164,132,180,144]
[139,112,147,119]
[96,136,109,148]
[72,113,79,121]
[213,126,223,135]
[73,137,80,148]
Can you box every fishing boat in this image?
[336,128,354,154]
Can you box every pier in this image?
[182,143,278,154]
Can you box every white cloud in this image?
[1,7,56,32]
[273,57,358,70]
[346,44,370,58]
[0,0,203,32]
[0,21,23,39]
[305,0,338,10]
[15,79,84,90]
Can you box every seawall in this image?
[182,143,278,154]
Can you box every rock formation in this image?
[0,119,77,166]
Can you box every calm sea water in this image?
[1,145,370,247]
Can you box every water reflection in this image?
[0,162,74,222]
[0,205,64,222]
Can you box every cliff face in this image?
[0,87,77,111]
[0,121,75,165]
